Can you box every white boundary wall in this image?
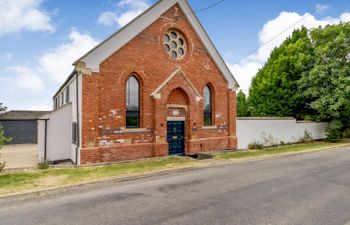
[237,117,327,149]
[38,104,73,162]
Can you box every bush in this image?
[0,162,5,172]
[299,129,313,143]
[343,128,350,138]
[326,120,343,142]
[248,141,264,150]
[262,133,275,146]
[0,124,11,173]
[37,160,50,170]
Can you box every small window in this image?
[203,85,213,126]
[126,76,140,128]
[57,96,60,108]
[164,34,170,42]
[61,93,64,106]
[171,41,177,49]
[66,86,70,103]
[54,98,58,109]
[164,44,170,52]
[72,122,78,144]
[171,51,177,59]
[170,31,177,39]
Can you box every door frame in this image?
[166,118,186,155]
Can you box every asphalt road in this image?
[1,146,350,225]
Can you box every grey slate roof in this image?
[0,110,50,120]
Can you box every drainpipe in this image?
[38,119,49,161]
[44,119,47,161]
[75,71,80,165]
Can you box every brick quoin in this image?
[80,4,237,164]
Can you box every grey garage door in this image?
[0,120,37,144]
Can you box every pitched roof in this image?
[0,110,49,120]
[74,0,239,90]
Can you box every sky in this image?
[0,0,349,111]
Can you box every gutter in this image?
[75,72,80,165]
[53,70,76,99]
[37,119,49,161]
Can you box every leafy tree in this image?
[299,23,350,125]
[0,103,7,113]
[248,27,316,119]
[0,103,8,172]
[298,23,350,140]
[325,120,343,142]
[236,90,250,116]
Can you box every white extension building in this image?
[38,71,82,164]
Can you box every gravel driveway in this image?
[0,144,37,169]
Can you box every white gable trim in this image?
[74,0,239,89]
[151,67,202,100]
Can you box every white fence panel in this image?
[237,117,327,149]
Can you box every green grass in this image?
[0,156,198,196]
[215,142,344,160]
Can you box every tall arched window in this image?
[203,85,212,126]
[126,76,140,128]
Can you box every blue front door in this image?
[167,121,185,155]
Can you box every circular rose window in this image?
[163,30,187,60]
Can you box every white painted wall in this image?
[38,104,73,162]
[237,117,328,149]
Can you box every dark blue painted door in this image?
[167,121,185,155]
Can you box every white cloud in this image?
[27,105,51,111]
[315,4,329,14]
[0,0,54,36]
[1,29,98,110]
[228,61,262,93]
[98,11,117,26]
[97,0,150,27]
[37,29,99,83]
[340,12,350,22]
[7,66,45,91]
[3,52,13,61]
[117,0,149,9]
[229,11,350,94]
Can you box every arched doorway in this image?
[166,88,189,155]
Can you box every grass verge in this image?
[0,141,347,197]
[215,141,346,160]
[0,156,200,196]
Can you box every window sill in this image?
[120,128,149,133]
[201,125,217,130]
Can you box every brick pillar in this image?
[186,97,201,155]
[227,89,237,149]
[153,97,168,157]
[81,73,100,148]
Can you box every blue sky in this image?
[1,0,349,110]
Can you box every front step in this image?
[188,153,213,160]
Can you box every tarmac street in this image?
[1,146,350,225]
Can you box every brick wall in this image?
[80,4,237,164]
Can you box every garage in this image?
[0,111,49,145]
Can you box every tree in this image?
[236,90,250,116]
[0,102,8,172]
[0,103,7,113]
[248,27,316,119]
[299,23,350,136]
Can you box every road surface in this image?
[1,146,350,225]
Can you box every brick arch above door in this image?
[168,87,189,105]
[151,67,202,104]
